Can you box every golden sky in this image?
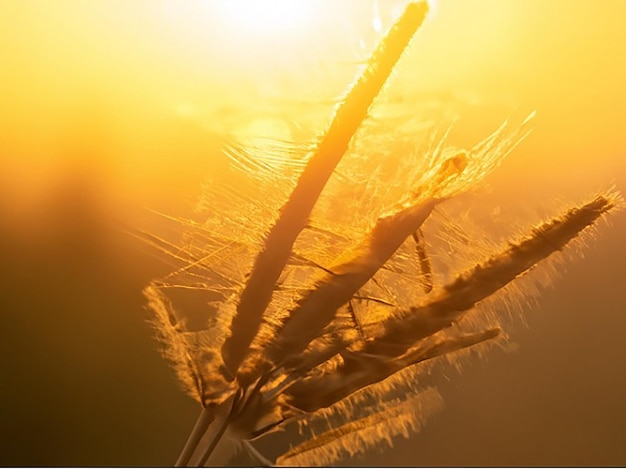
[1,1,625,466]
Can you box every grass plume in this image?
[141,2,623,466]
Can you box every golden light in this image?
[204,0,317,36]
[0,2,625,466]
[238,118,292,143]
[424,0,438,21]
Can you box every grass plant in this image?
[142,1,622,466]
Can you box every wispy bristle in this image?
[144,284,202,402]
[277,388,444,467]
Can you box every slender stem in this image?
[174,407,214,467]
[195,419,229,467]
[197,391,242,467]
[243,440,274,467]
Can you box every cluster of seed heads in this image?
[142,2,621,466]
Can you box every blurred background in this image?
[1,0,625,466]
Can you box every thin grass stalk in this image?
[401,328,502,367]
[196,390,242,467]
[220,2,430,380]
[287,328,500,412]
[174,408,214,467]
[196,418,231,467]
[242,441,274,467]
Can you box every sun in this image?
[207,0,317,36]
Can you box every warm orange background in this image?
[1,0,625,466]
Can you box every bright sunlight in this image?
[207,0,317,35]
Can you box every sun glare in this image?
[208,0,316,36]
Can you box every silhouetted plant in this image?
[142,2,621,466]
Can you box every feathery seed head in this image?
[141,2,621,466]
